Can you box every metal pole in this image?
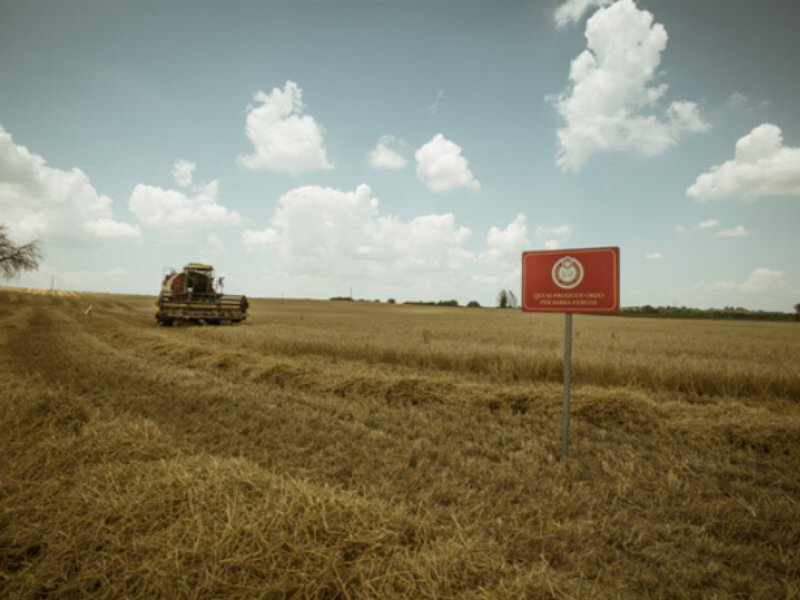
[561,312,573,461]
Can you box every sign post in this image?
[521,247,620,461]
[562,312,572,460]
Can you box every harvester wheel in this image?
[157,316,174,327]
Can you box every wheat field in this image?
[1,288,798,598]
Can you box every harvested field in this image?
[1,288,799,598]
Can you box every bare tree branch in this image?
[0,225,42,279]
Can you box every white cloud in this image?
[687,124,800,201]
[535,223,573,249]
[84,218,141,240]
[724,93,770,112]
[205,232,225,255]
[129,179,242,227]
[241,227,281,249]
[415,134,480,193]
[644,252,663,259]
[242,184,475,295]
[473,214,529,286]
[242,184,534,300]
[695,218,719,230]
[194,232,227,265]
[172,160,196,188]
[555,0,708,172]
[243,184,379,259]
[485,214,529,257]
[369,135,407,170]
[712,268,787,294]
[535,224,573,239]
[429,89,445,114]
[667,101,708,134]
[715,225,750,238]
[675,225,688,236]
[554,0,613,28]
[243,184,470,267]
[0,124,139,243]
[240,81,333,175]
[726,92,748,109]
[238,186,598,303]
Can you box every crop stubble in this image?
[0,289,798,598]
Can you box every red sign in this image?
[521,247,620,313]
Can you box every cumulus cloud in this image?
[554,0,612,28]
[0,124,139,242]
[204,232,225,256]
[667,101,708,134]
[712,268,787,294]
[243,184,382,260]
[129,178,242,227]
[172,160,196,188]
[243,184,470,268]
[535,224,573,239]
[240,81,333,175]
[726,92,748,109]
[472,214,530,286]
[242,184,532,299]
[241,227,281,249]
[484,214,529,258]
[84,218,141,240]
[241,184,476,298]
[695,219,719,230]
[715,225,750,238]
[535,223,573,249]
[429,90,445,115]
[555,0,708,172]
[369,135,407,169]
[415,134,480,193]
[724,92,770,111]
[687,124,800,201]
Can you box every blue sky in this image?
[1,0,799,310]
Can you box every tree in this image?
[497,289,508,309]
[0,225,41,279]
[507,290,518,309]
[497,289,518,309]
[795,303,800,322]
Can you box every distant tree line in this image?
[621,305,796,322]
[404,299,460,307]
[329,297,484,308]
[329,295,800,320]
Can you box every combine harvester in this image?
[156,263,248,326]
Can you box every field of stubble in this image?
[1,287,798,598]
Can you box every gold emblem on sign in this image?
[552,256,584,289]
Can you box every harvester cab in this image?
[156,263,248,326]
